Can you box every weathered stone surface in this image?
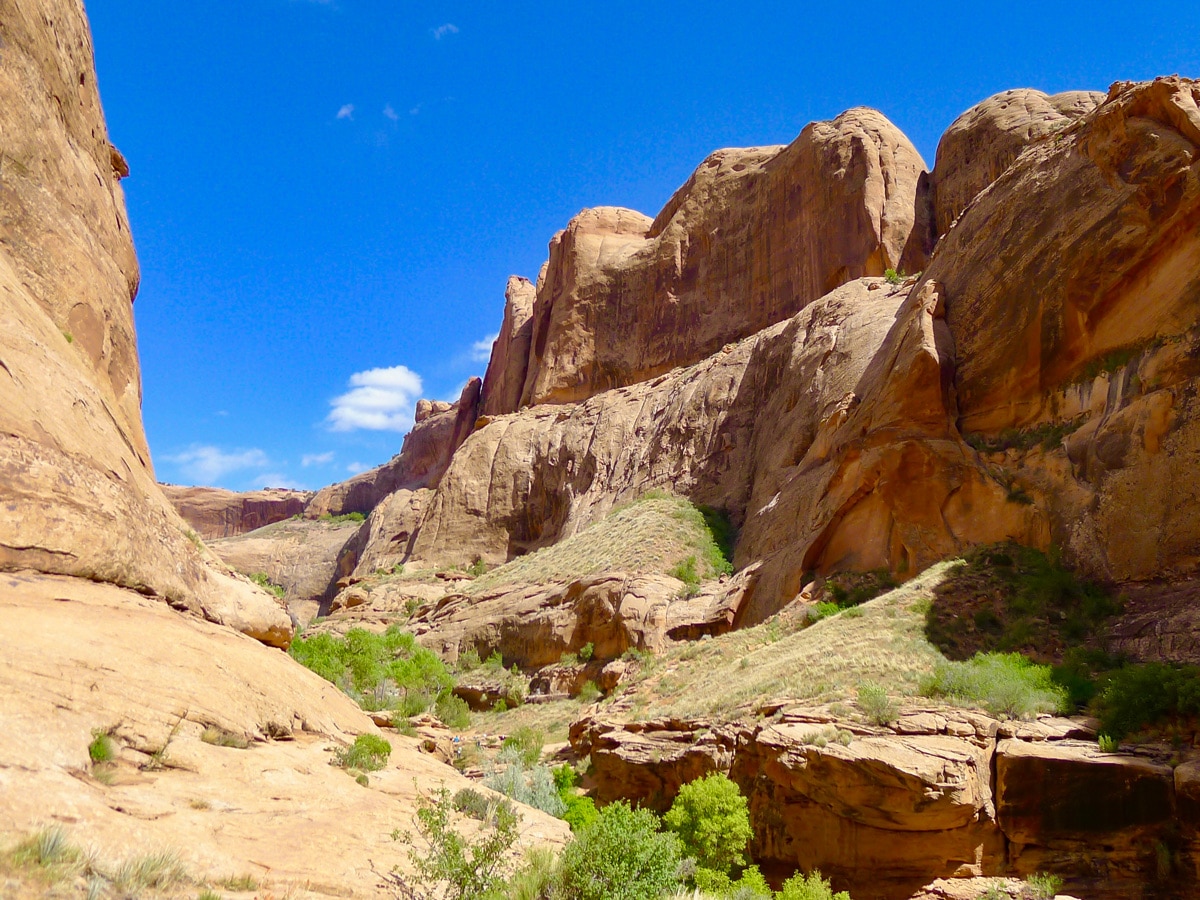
[209,518,362,623]
[162,484,312,539]
[1106,577,1200,665]
[480,275,537,416]
[349,487,434,579]
[929,76,1200,581]
[307,378,481,518]
[0,0,291,645]
[413,571,743,667]
[492,108,927,411]
[995,739,1182,891]
[928,88,1104,239]
[0,571,568,895]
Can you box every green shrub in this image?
[467,559,489,578]
[1097,733,1119,753]
[693,864,772,897]
[671,555,701,596]
[113,851,187,891]
[1026,871,1063,900]
[88,729,116,763]
[664,772,752,876]
[884,268,903,285]
[289,625,454,714]
[394,787,520,900]
[552,765,600,833]
[248,572,285,599]
[487,846,561,900]
[578,681,602,703]
[856,682,897,726]
[559,801,683,900]
[9,827,83,869]
[578,642,595,662]
[501,727,545,767]
[485,748,566,818]
[458,648,482,671]
[777,869,850,900]
[436,693,472,729]
[923,652,1069,718]
[334,734,392,772]
[1091,662,1200,739]
[320,512,366,524]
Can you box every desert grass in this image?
[601,562,958,722]
[467,494,729,595]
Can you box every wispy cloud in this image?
[383,104,399,122]
[336,103,355,120]
[327,365,423,432]
[409,104,422,116]
[302,451,335,467]
[471,333,498,363]
[163,445,269,485]
[431,23,459,40]
[346,461,372,475]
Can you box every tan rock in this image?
[0,571,568,895]
[929,88,1103,238]
[0,0,291,646]
[161,484,312,539]
[481,275,537,416]
[486,109,927,412]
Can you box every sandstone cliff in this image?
[160,484,312,539]
[0,0,291,646]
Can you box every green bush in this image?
[486,846,561,900]
[693,864,772,897]
[501,727,545,767]
[559,801,682,900]
[578,642,595,663]
[664,772,752,876]
[671,555,702,596]
[1091,662,1200,739]
[395,787,520,900]
[289,625,454,714]
[485,747,565,817]
[923,652,1069,718]
[777,869,850,900]
[467,559,489,577]
[552,764,601,833]
[436,693,473,730]
[578,680,602,703]
[856,682,897,726]
[320,512,366,524]
[884,268,903,285]
[88,729,115,763]
[334,734,392,772]
[248,572,285,599]
[1026,871,1063,900]
[1097,733,1119,753]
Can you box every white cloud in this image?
[327,365,423,432]
[163,445,269,485]
[302,451,335,467]
[471,333,498,363]
[431,23,459,39]
[383,104,399,122]
[346,461,371,475]
[336,103,355,120]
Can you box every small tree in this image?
[559,801,682,900]
[392,787,520,900]
[664,772,753,876]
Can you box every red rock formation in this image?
[161,485,311,539]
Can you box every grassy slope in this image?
[467,495,730,595]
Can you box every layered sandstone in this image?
[0,0,291,645]
[484,108,927,412]
[162,484,311,539]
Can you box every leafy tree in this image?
[664,772,753,876]
[559,801,682,900]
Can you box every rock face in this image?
[162,485,312,539]
[572,710,1199,900]
[411,570,751,667]
[484,108,928,412]
[307,378,482,518]
[929,76,1200,582]
[928,88,1104,239]
[0,0,291,646]
[481,275,537,416]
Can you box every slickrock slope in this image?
[485,108,927,411]
[0,571,569,896]
[0,0,290,646]
[161,484,312,539]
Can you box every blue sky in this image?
[86,1,1197,492]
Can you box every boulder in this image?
[0,0,291,645]
[484,108,927,412]
[161,484,311,539]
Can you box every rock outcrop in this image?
[572,709,1196,899]
[480,275,537,416]
[307,377,482,518]
[162,484,312,539]
[483,108,928,412]
[0,0,291,646]
[928,88,1104,239]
